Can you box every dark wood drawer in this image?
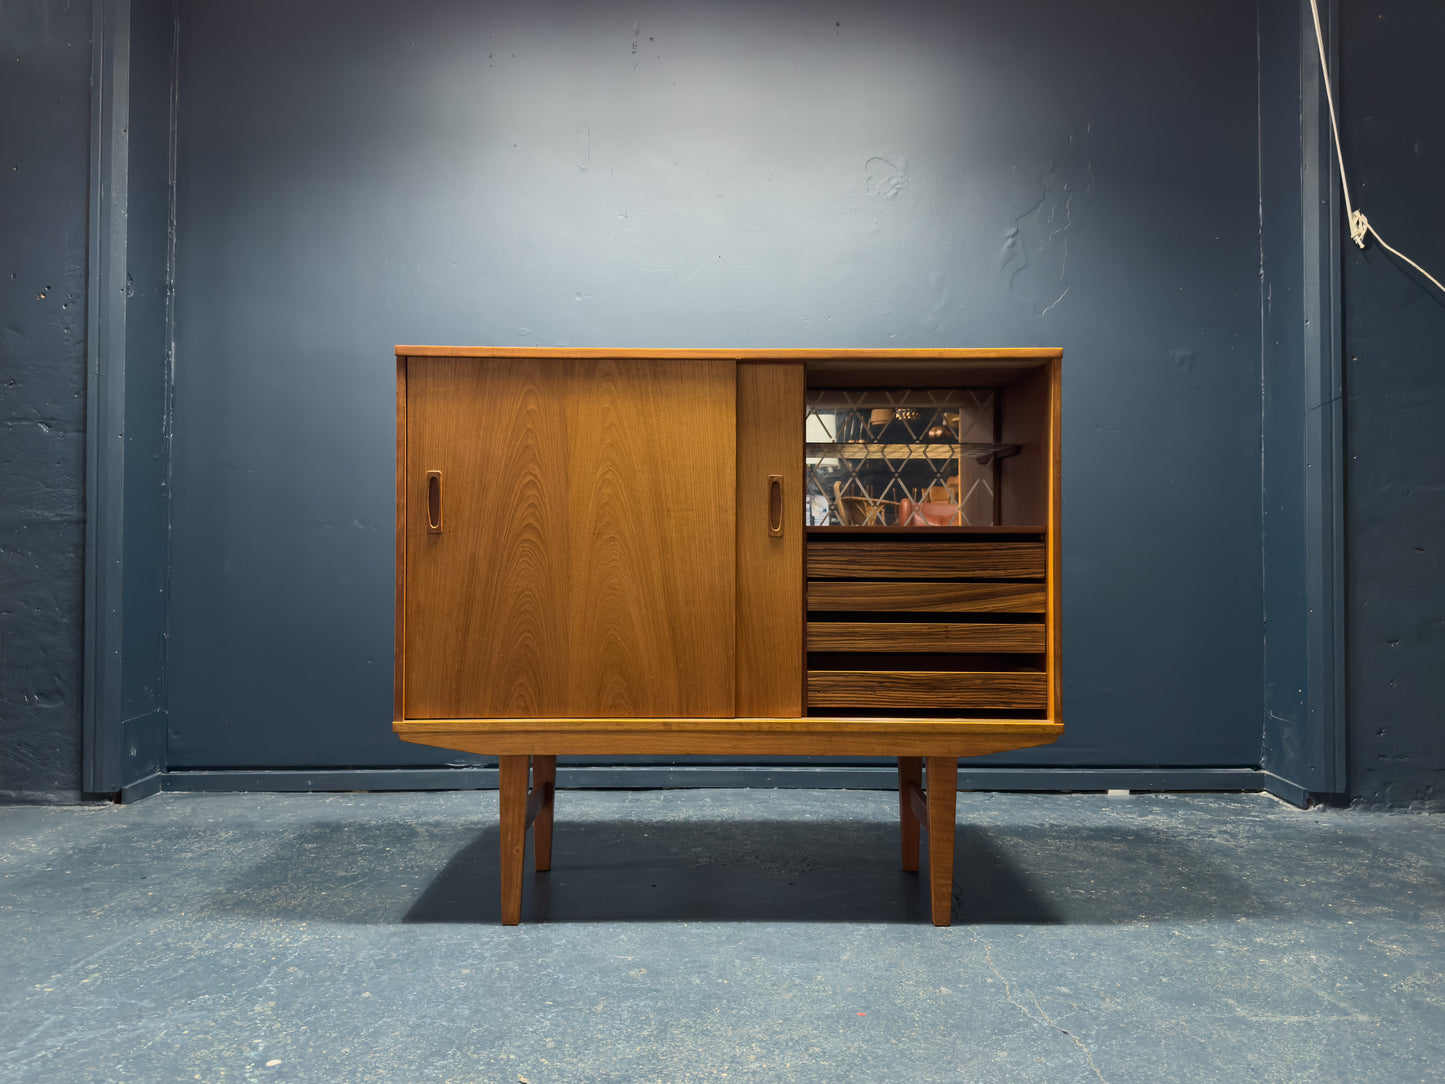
[807,669,1047,711]
[807,621,1044,653]
[807,581,1046,613]
[808,540,1045,580]
[809,581,1046,615]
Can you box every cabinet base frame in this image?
[398,718,1061,927]
[897,755,960,923]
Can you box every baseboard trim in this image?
[118,771,165,804]
[154,765,1278,798]
[1258,771,1313,808]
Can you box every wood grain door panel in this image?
[405,358,572,719]
[563,358,736,717]
[404,357,736,720]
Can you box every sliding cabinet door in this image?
[403,356,737,719]
[735,361,805,717]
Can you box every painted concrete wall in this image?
[115,0,176,785]
[1340,1,1445,808]
[19,1,1442,801]
[1258,0,1313,790]
[0,0,93,801]
[166,0,1266,770]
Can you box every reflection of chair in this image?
[834,481,890,526]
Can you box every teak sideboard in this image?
[393,347,1062,925]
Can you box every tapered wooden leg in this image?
[498,755,530,926]
[898,756,923,872]
[924,756,958,927]
[532,755,557,872]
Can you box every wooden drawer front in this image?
[807,581,1045,613]
[807,621,1044,653]
[808,670,1047,711]
[809,581,1046,615]
[808,541,1045,580]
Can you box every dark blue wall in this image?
[1259,0,1312,787]
[166,0,1265,770]
[9,0,1442,803]
[116,0,177,784]
[1340,1,1445,808]
[0,0,93,801]
[1259,0,1348,796]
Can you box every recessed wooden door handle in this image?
[426,470,443,533]
[768,474,783,537]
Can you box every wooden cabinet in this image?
[395,347,1062,924]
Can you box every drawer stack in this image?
[805,532,1048,715]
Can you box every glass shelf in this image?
[805,441,1020,464]
[804,524,1045,535]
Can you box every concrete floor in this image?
[0,789,1442,1083]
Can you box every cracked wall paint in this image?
[575,123,590,171]
[864,156,904,199]
[999,154,1085,319]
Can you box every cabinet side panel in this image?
[999,357,1061,720]
[565,359,737,717]
[404,357,572,718]
[395,356,407,722]
[998,364,1050,527]
[736,362,805,717]
[1047,356,1062,721]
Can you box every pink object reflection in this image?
[897,498,960,527]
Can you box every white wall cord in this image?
[1307,0,1445,297]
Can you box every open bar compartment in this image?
[805,388,1006,527]
[803,355,1056,718]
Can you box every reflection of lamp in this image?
[807,492,831,526]
[804,411,836,443]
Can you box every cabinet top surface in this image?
[396,346,1061,361]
